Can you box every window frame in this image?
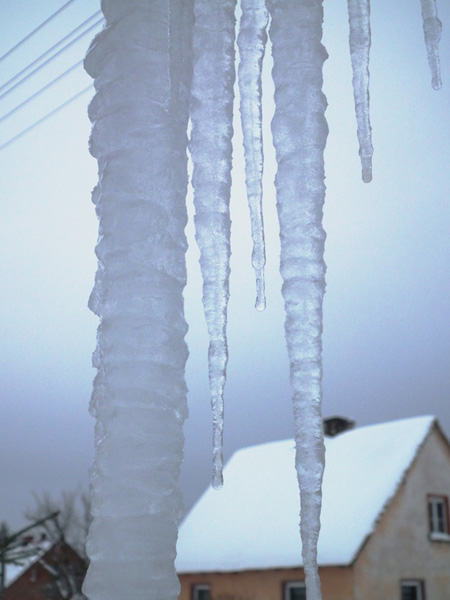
[400,579,425,600]
[427,494,450,541]
[191,583,211,600]
[283,580,307,600]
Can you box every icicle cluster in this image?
[84,1,443,599]
[345,0,442,182]
[83,1,193,599]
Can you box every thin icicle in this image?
[190,0,236,489]
[267,1,327,599]
[347,0,373,183]
[237,0,269,311]
[420,0,442,90]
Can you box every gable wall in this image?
[353,425,450,600]
[179,566,353,600]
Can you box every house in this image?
[5,539,86,600]
[176,416,450,600]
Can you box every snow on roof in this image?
[176,415,435,573]
[5,539,54,587]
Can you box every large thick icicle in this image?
[237,0,269,310]
[83,1,193,599]
[420,0,442,90]
[267,1,327,599]
[347,0,373,183]
[190,0,237,489]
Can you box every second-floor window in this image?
[428,495,450,539]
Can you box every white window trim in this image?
[401,580,424,600]
[284,581,306,600]
[428,495,449,537]
[429,531,450,541]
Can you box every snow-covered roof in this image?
[176,415,436,573]
[5,539,54,587]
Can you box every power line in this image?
[0,0,80,64]
[0,17,103,102]
[0,59,84,126]
[0,11,103,96]
[0,85,93,152]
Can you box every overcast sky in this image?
[0,0,449,531]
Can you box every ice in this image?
[420,0,442,90]
[237,0,269,310]
[190,0,237,490]
[83,1,193,599]
[266,0,328,599]
[83,1,445,599]
[347,0,373,183]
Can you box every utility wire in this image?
[0,18,103,102]
[0,85,93,152]
[0,59,84,126]
[0,11,103,96]
[0,0,79,64]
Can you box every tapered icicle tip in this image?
[209,368,226,490]
[212,471,224,490]
[426,20,442,90]
[212,408,225,489]
[420,1,442,90]
[255,272,266,311]
[430,51,442,90]
[432,73,442,91]
[361,156,372,183]
[212,455,224,490]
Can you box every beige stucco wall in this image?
[353,425,450,600]
[179,566,353,600]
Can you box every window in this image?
[192,584,211,600]
[284,581,306,600]
[401,580,424,600]
[428,495,450,539]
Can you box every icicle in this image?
[267,1,327,599]
[420,0,442,90]
[83,2,193,599]
[190,0,237,489]
[347,0,373,183]
[237,0,269,311]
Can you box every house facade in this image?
[176,416,450,600]
[352,420,450,599]
[180,566,352,600]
